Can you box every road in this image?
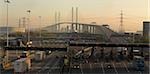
[1,51,149,74]
[67,61,149,74]
[27,51,65,74]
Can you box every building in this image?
[143,21,150,37]
[143,21,150,41]
[136,31,143,35]
[0,27,25,35]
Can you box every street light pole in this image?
[39,16,41,46]
[4,0,10,47]
[4,0,10,65]
[27,10,31,43]
[26,10,31,70]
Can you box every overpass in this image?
[1,22,129,47]
[69,42,149,47]
[43,22,128,43]
[4,43,149,51]
[44,22,100,34]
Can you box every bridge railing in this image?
[3,42,149,51]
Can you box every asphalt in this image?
[66,62,149,74]
[1,51,149,74]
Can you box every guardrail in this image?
[3,43,149,51]
[4,47,68,51]
[69,42,150,47]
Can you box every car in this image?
[106,64,112,69]
[49,51,52,54]
[72,63,80,69]
[73,65,80,69]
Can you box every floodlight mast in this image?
[39,16,42,46]
[4,0,10,47]
[27,10,31,43]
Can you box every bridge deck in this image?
[4,47,67,51]
[3,43,149,51]
[69,42,150,47]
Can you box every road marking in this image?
[33,67,49,69]
[116,62,121,65]
[80,64,84,74]
[122,62,130,72]
[112,63,118,74]
[38,53,55,72]
[101,63,105,74]
[38,60,51,72]
[89,63,92,72]
[60,63,64,74]
[48,58,60,73]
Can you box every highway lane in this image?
[81,63,92,74]
[37,57,58,73]
[114,62,129,73]
[68,61,149,74]
[27,51,66,74]
[70,68,82,74]
[90,63,103,74]
[1,51,149,74]
[103,62,117,74]
[1,60,149,74]
[48,58,62,74]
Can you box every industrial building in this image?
[143,21,150,41]
[0,27,25,35]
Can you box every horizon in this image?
[0,0,150,32]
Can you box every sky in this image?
[0,0,150,32]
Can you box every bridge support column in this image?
[83,24,87,33]
[87,25,89,33]
[71,23,74,32]
[82,24,84,33]
[66,26,69,33]
[91,26,93,34]
[85,25,88,33]
[75,23,78,31]
[93,26,95,34]
[78,24,81,33]
[89,26,92,34]
[80,24,83,33]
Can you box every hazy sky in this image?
[0,0,149,32]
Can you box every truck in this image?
[71,47,93,68]
[34,51,46,61]
[13,58,28,73]
[132,56,144,71]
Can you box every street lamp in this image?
[26,10,31,70]
[4,0,10,47]
[27,10,31,43]
[4,0,10,65]
[39,16,41,46]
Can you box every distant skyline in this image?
[0,0,150,32]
